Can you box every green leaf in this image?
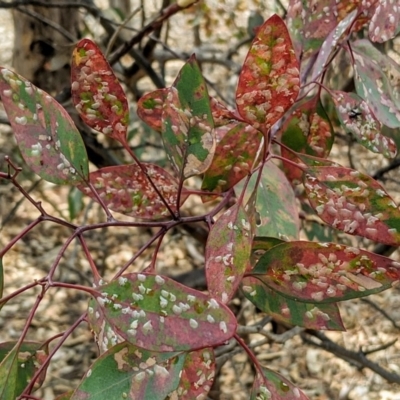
[251,241,400,303]
[0,341,48,399]
[201,122,261,194]
[88,273,237,352]
[281,96,334,158]
[0,68,89,185]
[0,343,18,400]
[281,96,334,183]
[250,236,285,267]
[242,276,344,330]
[68,186,84,221]
[55,392,73,400]
[238,160,299,240]
[301,204,336,243]
[71,342,184,400]
[162,55,215,179]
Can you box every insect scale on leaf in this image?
[348,109,362,120]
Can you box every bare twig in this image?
[373,157,400,180]
[0,0,147,33]
[0,0,97,10]
[372,242,398,257]
[105,6,142,57]
[153,48,240,70]
[363,339,398,355]
[361,297,400,330]
[237,324,304,344]
[0,178,42,231]
[301,330,400,384]
[109,1,200,66]
[226,36,253,59]
[150,35,237,105]
[15,6,77,42]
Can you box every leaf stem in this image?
[234,332,267,382]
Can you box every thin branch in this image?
[109,1,200,66]
[105,6,142,57]
[226,36,253,59]
[363,338,398,355]
[153,48,240,70]
[0,0,97,10]
[150,35,236,105]
[275,0,288,17]
[302,329,400,384]
[372,242,398,257]
[237,324,304,344]
[0,178,42,231]
[82,1,166,89]
[0,0,147,34]
[15,6,77,42]
[373,157,400,180]
[361,297,400,330]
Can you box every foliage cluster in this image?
[1,1,400,398]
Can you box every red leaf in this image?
[245,237,343,330]
[236,14,300,133]
[304,165,400,245]
[251,241,400,303]
[79,164,187,219]
[137,88,166,132]
[88,313,124,354]
[205,203,253,303]
[209,97,237,127]
[170,348,215,399]
[71,39,129,143]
